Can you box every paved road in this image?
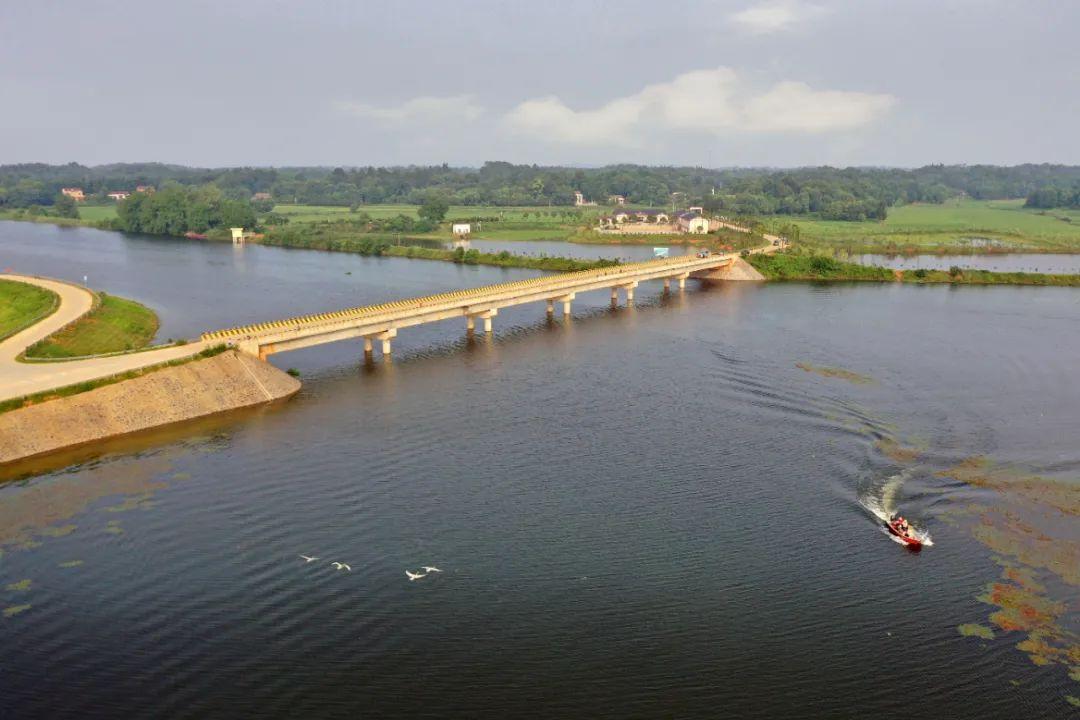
[0,274,206,403]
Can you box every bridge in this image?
[202,253,744,360]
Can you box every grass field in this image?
[23,293,159,359]
[777,199,1080,253]
[0,280,58,341]
[271,203,603,242]
[76,205,118,222]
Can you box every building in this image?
[676,212,710,234]
[573,191,597,207]
[135,185,155,194]
[608,194,626,205]
[632,209,670,223]
[107,191,131,201]
[61,188,86,202]
[452,223,471,238]
[252,192,272,202]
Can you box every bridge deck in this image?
[202,253,736,356]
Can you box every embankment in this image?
[0,350,299,464]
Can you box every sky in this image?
[1,0,1078,168]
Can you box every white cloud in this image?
[336,95,484,124]
[503,67,895,147]
[729,1,825,35]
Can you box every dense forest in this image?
[3,162,1080,222]
[1024,183,1080,209]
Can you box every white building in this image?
[677,212,710,234]
[452,223,472,238]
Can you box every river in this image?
[1,221,1077,718]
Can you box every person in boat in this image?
[893,515,912,537]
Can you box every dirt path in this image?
[0,274,207,403]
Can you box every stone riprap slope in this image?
[0,351,299,464]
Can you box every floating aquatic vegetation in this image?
[5,579,31,592]
[1066,695,1080,708]
[104,520,125,536]
[3,604,31,617]
[0,455,173,551]
[104,495,158,513]
[39,524,76,538]
[795,362,875,384]
[958,623,995,640]
[172,472,191,481]
[875,438,921,463]
[58,560,83,568]
[943,457,1080,689]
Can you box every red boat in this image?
[886,518,922,549]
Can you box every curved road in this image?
[0,274,206,403]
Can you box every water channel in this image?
[1,221,1077,718]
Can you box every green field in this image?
[776,199,1080,253]
[271,203,603,242]
[23,293,159,359]
[0,280,58,341]
[76,205,118,222]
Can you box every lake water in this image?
[857,253,1080,274]
[2,222,1078,718]
[459,238,691,262]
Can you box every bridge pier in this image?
[559,293,576,317]
[546,299,555,317]
[677,273,689,290]
[663,278,671,293]
[610,287,618,308]
[364,329,397,359]
[467,309,497,335]
[622,281,639,305]
[363,337,374,362]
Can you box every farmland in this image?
[776,199,1080,254]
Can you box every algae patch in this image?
[876,438,921,463]
[796,362,874,384]
[958,623,995,640]
[58,560,84,568]
[5,579,32,592]
[3,604,31,617]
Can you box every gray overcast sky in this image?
[2,0,1077,167]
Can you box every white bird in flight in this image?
[421,566,442,573]
[332,562,352,571]
[405,570,428,581]
[299,555,319,563]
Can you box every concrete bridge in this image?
[202,253,744,360]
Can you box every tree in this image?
[418,193,450,224]
[53,193,79,219]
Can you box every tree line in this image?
[1024,184,1080,209]
[4,161,1080,222]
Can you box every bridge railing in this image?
[201,254,726,343]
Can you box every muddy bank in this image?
[0,350,300,464]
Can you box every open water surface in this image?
[1,222,1078,718]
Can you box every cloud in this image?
[503,67,895,147]
[336,95,484,124]
[729,1,825,35]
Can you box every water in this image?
[858,253,1080,274]
[459,238,691,262]
[2,222,1078,718]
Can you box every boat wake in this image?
[859,470,933,547]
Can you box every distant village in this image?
[575,191,718,235]
[61,186,156,202]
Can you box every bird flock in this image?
[299,555,441,581]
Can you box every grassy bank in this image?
[748,252,1080,286]
[23,293,159,359]
[773,199,1080,254]
[0,280,59,341]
